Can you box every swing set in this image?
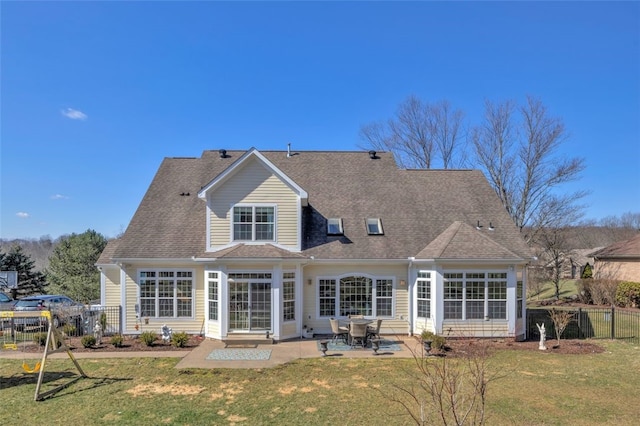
[1,310,88,401]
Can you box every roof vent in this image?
[219,149,227,158]
[368,150,377,159]
[287,142,292,158]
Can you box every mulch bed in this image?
[19,334,204,353]
[17,334,605,355]
[437,338,605,357]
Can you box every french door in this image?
[228,277,272,332]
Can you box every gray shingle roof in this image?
[108,149,532,262]
[591,234,640,259]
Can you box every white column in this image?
[272,264,283,340]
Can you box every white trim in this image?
[136,268,196,320]
[197,148,308,205]
[120,266,127,332]
[315,272,396,320]
[230,203,278,243]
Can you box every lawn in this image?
[1,340,638,425]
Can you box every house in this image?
[590,234,640,282]
[96,148,534,341]
[538,248,601,280]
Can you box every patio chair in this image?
[330,318,349,343]
[367,318,382,340]
[349,322,368,348]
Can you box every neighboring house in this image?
[539,248,601,279]
[97,148,534,341]
[590,234,640,282]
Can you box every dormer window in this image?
[327,218,344,235]
[233,205,275,241]
[366,218,384,235]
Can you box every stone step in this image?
[223,334,274,348]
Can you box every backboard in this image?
[0,271,18,290]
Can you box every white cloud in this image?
[51,194,70,200]
[61,108,88,120]
[16,212,30,218]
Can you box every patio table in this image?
[346,319,373,346]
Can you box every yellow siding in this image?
[282,322,297,337]
[103,268,121,306]
[122,264,206,334]
[208,158,299,248]
[442,321,510,338]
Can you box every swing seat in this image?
[3,343,18,350]
[22,361,41,373]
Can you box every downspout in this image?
[407,257,415,336]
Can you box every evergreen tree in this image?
[581,262,593,279]
[45,229,107,303]
[0,245,48,298]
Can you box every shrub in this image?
[81,335,97,348]
[33,332,48,346]
[615,281,640,308]
[140,331,157,346]
[63,323,76,336]
[110,334,124,348]
[99,312,108,331]
[420,330,446,350]
[577,279,618,305]
[171,331,190,348]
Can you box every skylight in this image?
[327,218,344,235]
[366,218,384,235]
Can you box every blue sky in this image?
[1,1,639,240]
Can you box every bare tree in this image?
[472,96,587,243]
[536,226,572,300]
[548,308,575,346]
[360,95,467,169]
[389,341,499,425]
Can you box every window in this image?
[376,279,393,317]
[417,272,431,318]
[207,272,219,320]
[487,273,507,319]
[366,218,384,235]
[466,273,486,320]
[327,218,344,235]
[283,272,295,321]
[516,280,523,319]
[232,205,275,241]
[319,279,336,317]
[318,275,394,318]
[139,270,194,318]
[443,271,508,321]
[444,273,463,319]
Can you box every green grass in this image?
[1,340,639,425]
[528,279,579,302]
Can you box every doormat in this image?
[317,339,402,352]
[206,349,272,361]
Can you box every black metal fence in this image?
[82,305,122,336]
[527,307,640,344]
[0,305,122,341]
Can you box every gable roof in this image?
[415,221,521,261]
[197,147,308,206]
[591,234,640,259]
[108,149,532,263]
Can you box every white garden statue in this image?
[536,323,547,350]
[161,324,172,343]
[93,322,103,344]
